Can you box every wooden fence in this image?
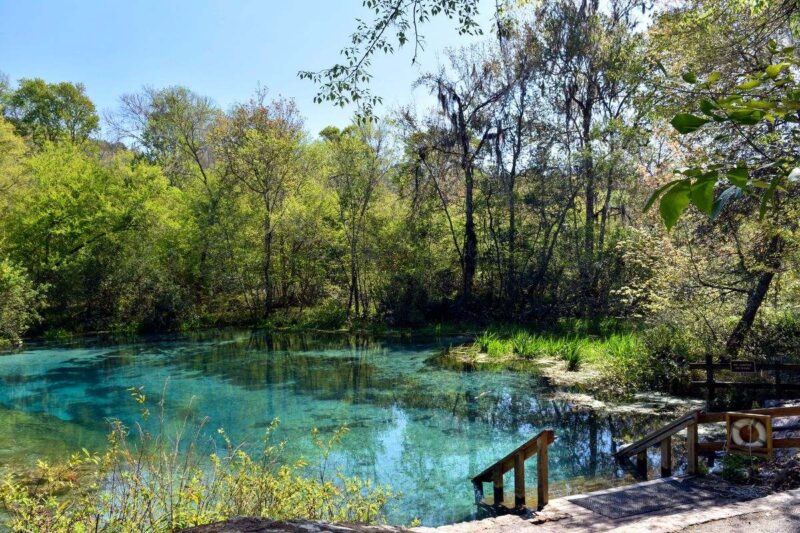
[690,359,800,407]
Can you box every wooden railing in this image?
[471,429,554,510]
[614,410,701,477]
[690,361,800,405]
[615,405,800,479]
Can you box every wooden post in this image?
[514,451,525,508]
[472,480,484,504]
[537,438,549,510]
[687,422,698,476]
[660,437,672,477]
[705,354,715,410]
[492,466,503,505]
[636,450,647,479]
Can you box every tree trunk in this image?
[725,234,783,356]
[463,164,477,306]
[580,69,597,316]
[507,177,517,302]
[350,229,360,318]
[262,199,273,317]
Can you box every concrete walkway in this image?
[414,478,800,533]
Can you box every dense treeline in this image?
[1,0,799,366]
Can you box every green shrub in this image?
[598,328,693,395]
[299,301,348,330]
[721,453,761,483]
[742,310,800,363]
[0,392,394,532]
[0,259,42,348]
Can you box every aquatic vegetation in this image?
[563,344,582,372]
[468,325,684,390]
[0,392,394,532]
[475,331,498,353]
[511,331,535,358]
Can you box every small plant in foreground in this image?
[0,390,394,532]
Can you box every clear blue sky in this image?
[0,0,493,137]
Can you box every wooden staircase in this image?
[471,429,554,510]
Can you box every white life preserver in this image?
[731,418,767,448]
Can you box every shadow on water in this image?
[0,329,674,526]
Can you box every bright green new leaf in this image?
[727,109,763,125]
[745,100,775,110]
[736,78,762,90]
[766,63,790,79]
[671,113,710,134]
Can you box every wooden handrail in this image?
[698,405,800,423]
[614,410,701,460]
[615,405,800,481]
[471,429,555,510]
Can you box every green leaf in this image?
[766,63,790,79]
[682,71,697,84]
[659,180,691,230]
[736,79,762,90]
[727,109,764,125]
[746,100,775,110]
[690,178,716,214]
[727,167,749,188]
[671,113,710,134]
[644,179,681,212]
[699,99,719,117]
[706,72,721,85]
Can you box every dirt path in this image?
[679,505,800,532]
[413,479,800,533]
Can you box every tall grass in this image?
[472,324,648,377]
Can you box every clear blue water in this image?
[0,330,660,526]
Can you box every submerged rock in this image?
[180,517,410,533]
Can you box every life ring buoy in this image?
[731,418,767,448]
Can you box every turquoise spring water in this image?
[0,329,661,526]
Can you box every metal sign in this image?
[730,360,756,373]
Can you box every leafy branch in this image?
[298,0,483,117]
[646,41,799,229]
